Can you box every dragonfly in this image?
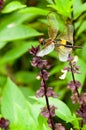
[36,12,81,62]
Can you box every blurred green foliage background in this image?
[0,0,86,107]
[0,0,86,129]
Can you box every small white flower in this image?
[7,23,15,28]
[36,75,41,80]
[73,56,78,62]
[59,69,67,80]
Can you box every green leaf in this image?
[1,7,48,29]
[0,7,48,43]
[15,7,48,24]
[30,96,74,123]
[73,1,86,19]
[50,99,74,122]
[74,58,86,87]
[2,1,26,13]
[0,42,7,49]
[54,0,72,17]
[15,71,36,84]
[18,7,48,16]
[46,0,54,4]
[38,115,50,130]
[81,43,86,61]
[26,102,50,130]
[76,21,86,37]
[72,114,80,129]
[20,87,35,98]
[82,124,86,130]
[0,24,42,42]
[1,78,49,130]
[50,64,64,75]
[0,41,38,65]
[1,78,31,126]
[0,75,7,87]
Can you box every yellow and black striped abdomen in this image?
[55,39,72,62]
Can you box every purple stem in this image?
[41,70,55,130]
[69,60,80,100]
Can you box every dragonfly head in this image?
[39,38,46,45]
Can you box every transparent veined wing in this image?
[66,24,74,44]
[36,43,55,57]
[47,12,59,40]
[58,47,71,62]
[59,24,74,44]
[56,23,73,62]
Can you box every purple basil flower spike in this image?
[0,117,10,130]
[29,46,40,56]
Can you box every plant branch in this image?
[41,70,55,130]
[69,60,80,100]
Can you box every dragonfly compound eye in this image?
[39,38,46,45]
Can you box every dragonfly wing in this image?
[58,47,72,62]
[47,12,59,40]
[59,24,74,44]
[36,43,55,57]
[66,24,74,44]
